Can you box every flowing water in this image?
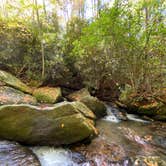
[31,105,166,166]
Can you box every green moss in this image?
[33,87,62,104]
[80,96,107,118]
[72,101,96,120]
[0,103,97,145]
[68,89,106,118]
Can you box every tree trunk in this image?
[34,0,45,79]
[41,41,45,79]
[42,0,47,21]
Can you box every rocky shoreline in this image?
[0,69,166,166]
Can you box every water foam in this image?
[102,105,120,123]
[32,146,78,166]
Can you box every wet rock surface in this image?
[0,140,40,166]
[71,119,166,166]
[0,86,37,105]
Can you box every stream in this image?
[31,105,166,166]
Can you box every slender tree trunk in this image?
[32,0,35,22]
[97,0,101,17]
[41,41,45,79]
[34,0,41,27]
[144,6,151,92]
[42,0,47,21]
[34,0,45,79]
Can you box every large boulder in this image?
[0,70,32,94]
[80,96,107,118]
[118,86,166,121]
[33,87,62,104]
[0,86,37,105]
[0,102,97,146]
[68,89,107,118]
[0,140,40,166]
[68,88,90,101]
[117,92,166,121]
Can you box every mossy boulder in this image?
[0,70,32,94]
[72,101,96,120]
[0,102,97,145]
[68,89,107,118]
[80,96,107,118]
[0,86,37,105]
[153,104,166,121]
[119,87,166,121]
[0,140,40,166]
[120,100,166,121]
[67,88,90,101]
[33,87,62,104]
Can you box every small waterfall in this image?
[32,147,78,166]
[103,105,120,123]
[103,105,149,123]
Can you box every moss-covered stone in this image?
[134,156,166,166]
[0,70,32,94]
[0,102,97,145]
[119,88,166,121]
[68,89,107,118]
[67,88,90,101]
[33,87,62,104]
[0,86,37,105]
[80,96,107,118]
[72,101,96,120]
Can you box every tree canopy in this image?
[0,0,165,98]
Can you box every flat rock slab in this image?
[0,140,40,166]
[0,86,37,105]
[0,102,97,146]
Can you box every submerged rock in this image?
[0,86,37,105]
[0,102,97,146]
[134,156,166,166]
[72,118,166,166]
[72,138,129,165]
[0,70,32,94]
[0,140,40,166]
[33,87,62,104]
[68,89,107,118]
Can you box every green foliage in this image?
[62,17,87,69]
[72,0,166,93]
[0,12,60,81]
[0,20,35,75]
[0,0,165,98]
